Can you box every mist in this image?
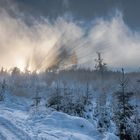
[0,7,140,72]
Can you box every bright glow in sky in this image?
[0,9,140,72]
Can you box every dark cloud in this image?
[6,0,139,30]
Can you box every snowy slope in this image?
[0,95,119,140]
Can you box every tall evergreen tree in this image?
[94,52,110,133]
[0,79,6,101]
[113,68,134,140]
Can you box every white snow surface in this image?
[0,94,119,140]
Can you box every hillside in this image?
[0,93,119,140]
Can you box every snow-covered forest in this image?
[0,57,140,140]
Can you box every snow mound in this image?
[37,111,97,135]
[0,98,119,140]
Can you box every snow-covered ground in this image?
[0,94,119,140]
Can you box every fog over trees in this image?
[0,53,139,140]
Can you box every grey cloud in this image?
[0,7,140,72]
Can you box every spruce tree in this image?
[95,52,110,133]
[0,79,6,101]
[114,68,134,140]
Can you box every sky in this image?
[0,0,140,71]
[5,0,140,30]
